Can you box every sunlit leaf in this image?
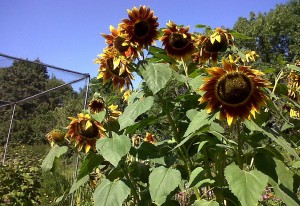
[118,96,154,130]
[96,132,131,167]
[69,175,89,194]
[184,109,212,137]
[93,179,130,206]
[225,164,268,206]
[149,166,181,205]
[269,178,300,206]
[275,159,294,191]
[287,64,300,72]
[194,199,219,206]
[140,63,173,95]
[41,145,68,171]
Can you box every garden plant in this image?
[42,5,300,206]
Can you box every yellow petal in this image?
[85,120,93,130]
[215,35,221,43]
[226,114,234,126]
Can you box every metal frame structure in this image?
[0,53,90,206]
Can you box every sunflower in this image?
[65,113,106,153]
[95,47,134,90]
[194,28,234,65]
[122,90,131,102]
[144,132,157,144]
[46,129,65,147]
[107,104,122,120]
[101,25,138,59]
[287,69,300,118]
[120,5,159,49]
[199,59,271,125]
[160,21,195,60]
[89,97,106,114]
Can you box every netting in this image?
[0,53,90,205]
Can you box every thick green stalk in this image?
[236,122,243,169]
[157,93,201,200]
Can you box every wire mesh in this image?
[0,53,90,205]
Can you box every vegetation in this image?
[1,1,300,205]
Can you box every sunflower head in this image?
[107,104,122,120]
[101,25,138,58]
[120,5,159,49]
[199,59,271,125]
[144,132,157,144]
[160,21,195,60]
[46,129,65,147]
[65,113,106,153]
[95,48,134,90]
[287,68,300,118]
[203,28,234,53]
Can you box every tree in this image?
[233,0,300,63]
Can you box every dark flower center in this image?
[217,73,252,104]
[134,21,150,38]
[89,100,105,113]
[114,36,129,53]
[169,33,189,49]
[77,120,99,138]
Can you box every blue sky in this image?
[0,0,289,83]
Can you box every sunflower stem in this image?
[181,58,191,91]
[236,122,243,169]
[157,92,201,200]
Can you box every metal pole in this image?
[2,103,16,165]
[70,75,90,206]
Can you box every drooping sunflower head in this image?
[65,113,106,153]
[160,21,195,60]
[199,59,271,125]
[95,47,134,90]
[89,97,106,114]
[203,28,234,53]
[120,5,159,49]
[101,25,138,59]
[46,129,65,147]
[107,104,122,120]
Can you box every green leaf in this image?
[149,166,181,205]
[140,63,172,94]
[77,152,104,180]
[93,179,130,206]
[287,64,300,72]
[269,178,300,206]
[224,164,268,206]
[91,110,106,122]
[194,199,219,206]
[184,109,211,137]
[188,167,214,188]
[69,175,89,194]
[118,96,154,130]
[41,145,68,171]
[275,159,294,191]
[292,161,300,169]
[189,75,204,93]
[229,31,253,39]
[96,132,131,167]
[244,120,299,160]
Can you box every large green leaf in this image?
[140,63,172,95]
[275,159,294,191]
[93,179,130,206]
[149,166,181,205]
[188,167,214,188]
[244,120,299,160]
[184,109,212,137]
[224,164,268,206]
[194,199,219,206]
[68,175,89,194]
[118,96,154,130]
[41,145,68,171]
[96,132,131,167]
[269,178,300,206]
[77,152,104,180]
